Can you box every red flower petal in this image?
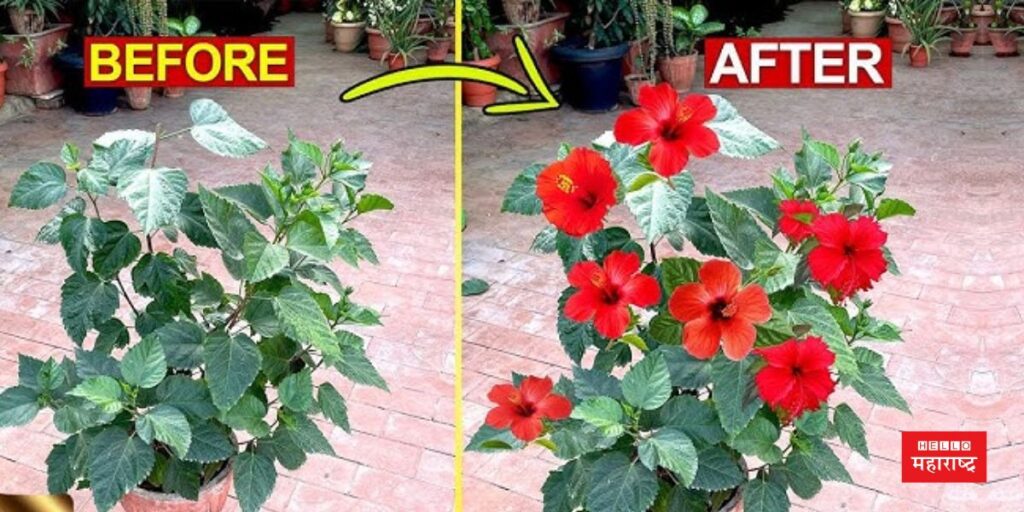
[680,123,720,159]
[510,417,545,442]
[681,93,717,124]
[485,404,518,429]
[621,273,661,308]
[719,319,756,361]
[603,251,641,287]
[733,285,772,324]
[519,376,554,405]
[640,83,680,123]
[649,138,691,177]
[699,260,742,298]
[848,216,887,250]
[668,283,712,322]
[811,213,850,248]
[567,260,603,289]
[564,288,599,323]
[593,303,630,339]
[487,384,519,405]
[683,317,721,359]
[536,394,573,420]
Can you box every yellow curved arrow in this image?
[339,35,560,116]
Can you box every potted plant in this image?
[657,2,722,92]
[939,0,959,23]
[0,21,72,98]
[122,0,169,110]
[972,0,996,43]
[329,0,367,52]
[989,0,1022,55]
[425,0,453,62]
[848,0,887,37]
[840,0,853,32]
[1012,0,1024,23]
[486,11,568,85]
[550,0,635,111]
[54,0,129,115]
[1,0,61,35]
[895,0,950,66]
[462,0,500,107]
[377,0,426,68]
[2,98,392,512]
[476,82,914,512]
[161,15,201,98]
[950,0,978,55]
[623,0,658,105]
[885,1,911,52]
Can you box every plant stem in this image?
[116,275,141,317]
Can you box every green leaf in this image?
[74,348,121,379]
[9,162,67,209]
[786,298,859,380]
[570,397,624,437]
[549,423,617,459]
[706,190,772,270]
[202,332,262,410]
[834,403,869,459]
[802,437,853,483]
[183,421,235,463]
[233,451,277,512]
[572,366,623,401]
[318,383,351,433]
[177,192,218,248]
[542,459,587,512]
[88,427,155,512]
[278,411,334,455]
[680,197,727,257]
[156,375,218,420]
[261,428,307,470]
[795,408,829,437]
[334,228,378,266]
[710,354,762,434]
[0,386,40,427]
[60,213,107,274]
[242,231,288,282]
[530,226,558,253]
[585,452,659,512]
[273,285,342,360]
[731,416,782,463]
[214,183,273,221]
[751,242,798,294]
[279,369,314,413]
[622,351,672,410]
[659,395,726,445]
[465,424,525,453]
[851,363,910,413]
[60,272,119,344]
[153,321,205,369]
[691,445,745,491]
[37,197,86,244]
[68,376,123,414]
[742,478,790,512]
[660,257,702,291]
[501,163,543,215]
[221,393,271,438]
[657,345,712,390]
[116,167,189,234]
[46,438,79,494]
[163,458,201,501]
[281,136,320,182]
[357,193,394,213]
[285,211,333,261]
[120,335,167,389]
[779,450,822,499]
[875,198,916,220]
[136,405,192,457]
[189,99,268,158]
[332,331,388,390]
[638,428,698,485]
[794,136,836,189]
[724,187,779,228]
[706,95,780,159]
[81,136,153,194]
[625,173,694,241]
[462,278,490,296]
[198,186,257,259]
[92,221,142,278]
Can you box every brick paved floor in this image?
[0,13,455,512]
[461,3,1024,511]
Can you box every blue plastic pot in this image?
[551,40,629,112]
[55,46,118,116]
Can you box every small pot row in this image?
[325,18,454,68]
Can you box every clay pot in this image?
[972,5,995,44]
[950,29,977,56]
[938,5,958,25]
[386,52,408,70]
[125,86,153,110]
[8,8,44,35]
[427,37,452,62]
[1011,6,1024,25]
[325,19,333,42]
[277,0,293,14]
[487,12,569,86]
[657,52,698,92]
[332,21,366,52]
[886,17,910,53]
[366,28,390,60]
[0,24,71,97]
[849,10,885,37]
[841,5,852,34]
[502,0,540,25]
[908,45,929,67]
[463,54,501,107]
[121,463,232,512]
[623,38,651,77]
[625,74,652,106]
[163,86,186,98]
[990,29,1019,57]
[415,17,432,35]
[0,60,7,109]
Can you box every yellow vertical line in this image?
[453,0,464,509]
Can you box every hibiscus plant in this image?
[1,100,391,512]
[469,83,915,512]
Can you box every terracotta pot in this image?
[972,5,995,44]
[366,28,390,60]
[487,12,568,86]
[463,54,501,107]
[0,60,7,109]
[938,5,958,25]
[886,17,910,53]
[657,52,698,92]
[0,24,71,97]
[8,8,44,35]
[990,29,1019,56]
[502,0,540,25]
[385,52,409,70]
[849,10,885,37]
[908,45,929,67]
[325,19,334,42]
[415,17,432,35]
[950,29,977,56]
[624,74,652,106]
[277,0,293,14]
[125,86,152,110]
[163,86,186,98]
[841,4,852,34]
[332,21,366,52]
[623,38,652,77]
[121,463,232,512]
[1011,6,1024,25]
[427,37,452,62]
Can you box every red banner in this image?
[902,431,987,483]
[84,36,295,88]
[704,37,892,89]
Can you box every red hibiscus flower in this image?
[485,376,572,442]
[535,147,618,237]
[613,83,720,178]
[778,199,820,243]
[564,250,661,339]
[754,337,836,421]
[668,260,772,361]
[807,213,888,300]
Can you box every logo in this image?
[84,37,295,88]
[902,431,987,483]
[704,37,892,89]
